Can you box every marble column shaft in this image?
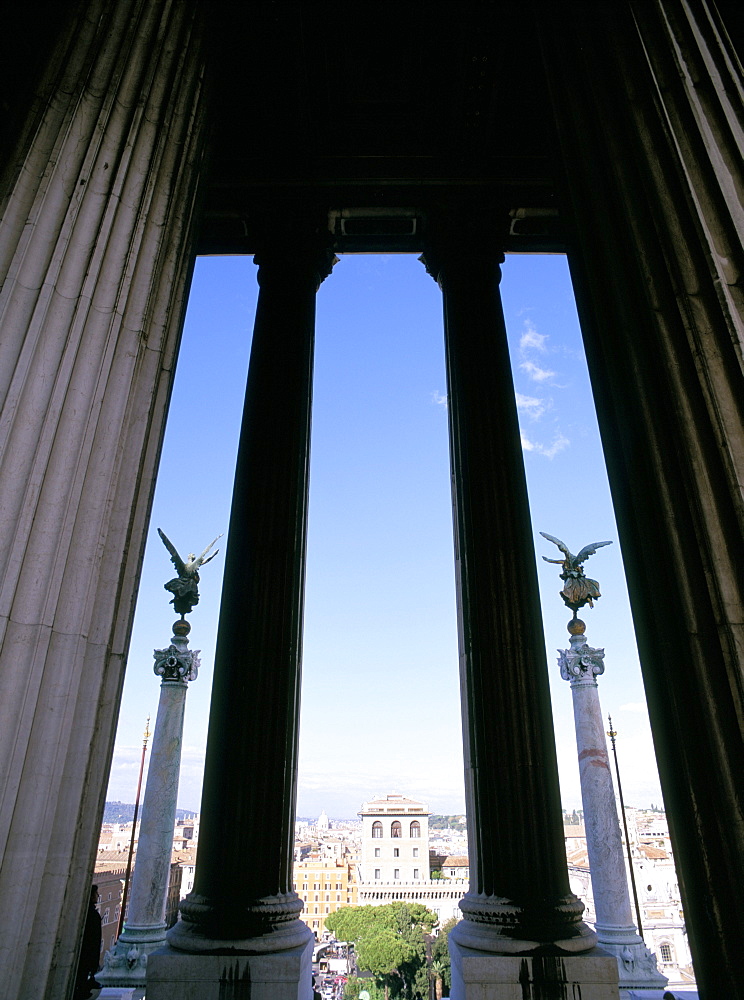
[560,630,666,991]
[0,2,207,997]
[128,679,189,928]
[100,630,198,986]
[538,4,744,992]
[562,643,635,933]
[165,234,335,956]
[421,241,593,954]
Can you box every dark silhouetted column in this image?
[420,231,614,1000]
[149,228,336,1000]
[538,5,744,994]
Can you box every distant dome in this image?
[317,809,330,830]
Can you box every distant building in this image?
[174,816,199,850]
[356,880,466,926]
[172,847,197,902]
[92,864,126,967]
[356,793,464,925]
[441,856,469,880]
[359,793,430,884]
[293,857,358,938]
[97,823,140,854]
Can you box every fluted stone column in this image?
[421,235,615,999]
[147,231,336,1000]
[99,620,199,987]
[0,3,208,998]
[559,619,667,995]
[538,5,744,992]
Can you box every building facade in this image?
[92,865,126,968]
[294,858,358,939]
[359,794,431,884]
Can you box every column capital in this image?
[253,226,338,291]
[559,631,605,687]
[153,634,200,683]
[418,212,508,286]
[418,242,505,288]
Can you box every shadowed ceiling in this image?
[199,1,564,253]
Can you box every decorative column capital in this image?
[418,211,508,287]
[254,227,338,291]
[418,242,505,288]
[153,634,200,683]
[559,629,605,687]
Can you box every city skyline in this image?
[106,253,663,818]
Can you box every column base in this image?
[594,924,668,993]
[450,939,620,1000]
[146,936,314,1000]
[97,923,167,988]
[451,894,598,954]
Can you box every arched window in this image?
[659,943,673,963]
[391,821,402,838]
[372,821,383,838]
[410,821,421,838]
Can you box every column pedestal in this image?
[451,942,620,1000]
[146,941,314,1000]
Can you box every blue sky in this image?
[106,253,663,819]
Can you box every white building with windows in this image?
[356,793,466,926]
[359,793,430,883]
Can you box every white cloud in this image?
[520,360,556,382]
[520,321,548,353]
[431,390,448,409]
[515,393,546,420]
[620,702,648,714]
[540,432,570,458]
[520,431,569,459]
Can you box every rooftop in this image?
[359,793,428,816]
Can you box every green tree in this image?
[326,903,437,1000]
[430,917,456,999]
[343,976,384,1000]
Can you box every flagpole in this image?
[117,716,150,938]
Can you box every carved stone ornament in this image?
[559,635,605,686]
[158,527,221,617]
[153,642,200,682]
[101,942,147,974]
[540,533,612,613]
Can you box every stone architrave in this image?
[559,620,667,994]
[98,622,200,988]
